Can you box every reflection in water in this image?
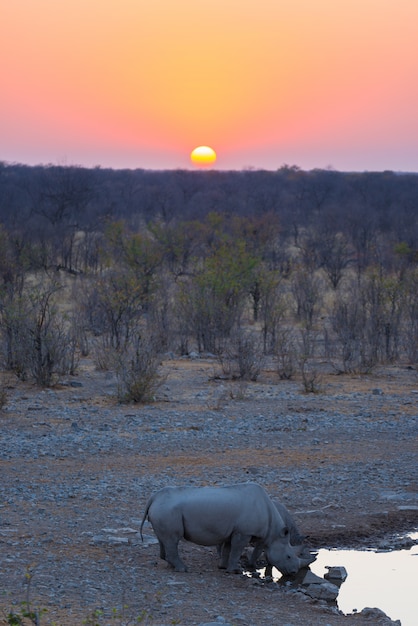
[251,535,418,626]
[311,544,417,626]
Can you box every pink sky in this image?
[1,0,418,171]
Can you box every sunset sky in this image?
[2,1,418,171]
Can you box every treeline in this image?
[0,162,417,398]
[1,162,418,275]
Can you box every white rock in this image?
[107,536,129,544]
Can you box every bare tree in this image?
[82,269,143,353]
[291,267,322,330]
[401,269,418,363]
[0,278,77,385]
[318,232,353,289]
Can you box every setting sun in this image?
[190,146,217,167]
[1,1,418,171]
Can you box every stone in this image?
[304,581,340,601]
[140,533,159,546]
[198,619,232,626]
[199,620,232,626]
[302,570,325,585]
[397,504,418,511]
[358,607,401,624]
[107,536,129,544]
[324,565,348,581]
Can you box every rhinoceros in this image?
[245,499,316,571]
[140,482,311,574]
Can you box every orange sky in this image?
[1,0,418,171]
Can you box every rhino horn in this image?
[299,552,318,567]
[293,544,318,566]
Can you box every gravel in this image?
[0,357,416,625]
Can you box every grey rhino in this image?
[140,482,308,574]
[246,500,316,571]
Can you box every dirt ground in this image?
[1,356,417,625]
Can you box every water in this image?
[253,533,418,626]
[311,543,418,625]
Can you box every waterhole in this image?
[249,532,418,626]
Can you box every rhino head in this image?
[266,537,300,575]
[266,537,317,575]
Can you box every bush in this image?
[298,329,323,393]
[0,280,77,386]
[114,333,164,403]
[217,328,265,381]
[275,328,298,380]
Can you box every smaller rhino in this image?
[218,499,313,567]
[245,500,316,572]
[249,500,316,568]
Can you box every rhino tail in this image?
[140,495,153,541]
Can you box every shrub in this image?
[217,328,265,381]
[275,328,298,380]
[298,329,323,393]
[0,280,77,386]
[114,333,164,403]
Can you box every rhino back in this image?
[148,483,284,545]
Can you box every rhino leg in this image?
[248,540,265,568]
[158,538,188,572]
[158,540,166,561]
[249,542,274,576]
[226,533,252,573]
[218,541,231,569]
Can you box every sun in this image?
[190,145,217,167]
